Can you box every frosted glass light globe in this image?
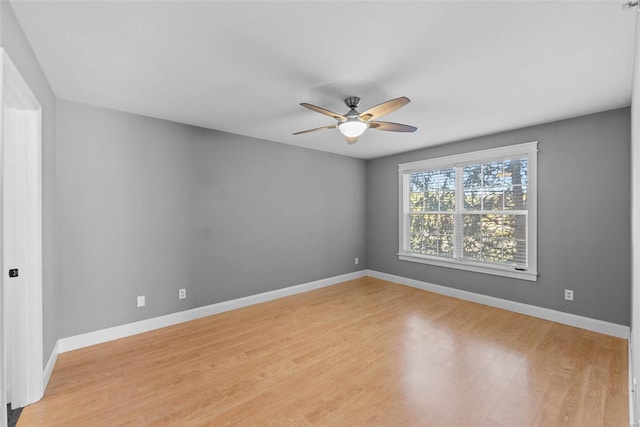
[338,119,368,137]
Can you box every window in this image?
[399,142,537,281]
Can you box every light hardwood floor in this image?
[18,277,627,426]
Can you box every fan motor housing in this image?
[344,96,361,110]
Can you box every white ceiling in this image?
[10,1,637,159]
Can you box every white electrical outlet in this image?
[179,288,186,299]
[137,295,145,307]
[564,289,574,301]
[355,257,359,265]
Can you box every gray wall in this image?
[56,100,366,338]
[0,1,57,364]
[367,108,631,326]
[189,128,366,305]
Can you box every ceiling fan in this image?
[293,96,417,144]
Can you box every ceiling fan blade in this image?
[292,124,337,135]
[369,121,417,133]
[359,97,410,121]
[300,103,346,122]
[346,136,359,144]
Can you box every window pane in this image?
[464,190,481,210]
[503,159,527,210]
[440,190,455,211]
[481,235,502,262]
[507,215,527,266]
[482,190,503,211]
[439,235,454,258]
[439,214,454,235]
[462,214,482,260]
[463,214,481,235]
[504,185,527,210]
[409,191,424,212]
[463,235,482,260]
[504,189,514,210]
[440,170,456,189]
[425,234,438,256]
[481,215,505,263]
[425,191,439,211]
[513,240,527,265]
[463,165,482,188]
[482,162,504,187]
[481,214,502,231]
[516,159,528,187]
[409,172,427,192]
[409,214,425,253]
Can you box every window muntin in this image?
[399,142,537,281]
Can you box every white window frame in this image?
[398,141,538,281]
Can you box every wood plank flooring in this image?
[18,277,627,426]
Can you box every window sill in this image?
[398,253,538,282]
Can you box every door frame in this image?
[632,14,640,426]
[0,48,43,424]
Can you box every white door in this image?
[3,107,28,409]
[0,51,43,421]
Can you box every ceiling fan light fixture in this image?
[338,119,368,137]
[294,96,415,144]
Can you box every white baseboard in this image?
[43,340,59,392]
[57,270,367,354]
[367,270,630,339]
